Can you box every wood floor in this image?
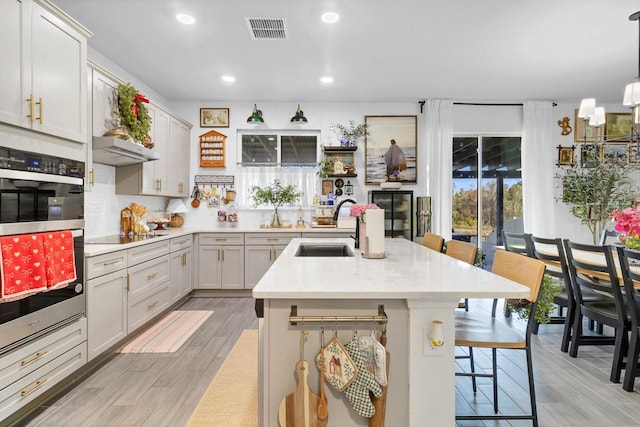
[19,297,640,427]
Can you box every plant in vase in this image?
[250,180,303,227]
[349,203,379,249]
[610,205,640,248]
[334,120,368,147]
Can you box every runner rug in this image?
[117,310,213,353]
[187,329,258,427]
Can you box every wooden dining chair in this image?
[615,246,640,392]
[421,232,444,252]
[455,250,545,426]
[563,240,630,383]
[445,240,478,311]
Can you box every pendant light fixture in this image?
[290,104,308,123]
[624,11,640,150]
[246,104,264,123]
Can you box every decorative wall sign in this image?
[200,108,230,128]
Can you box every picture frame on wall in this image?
[200,108,230,128]
[604,112,631,142]
[364,115,417,184]
[556,145,575,166]
[580,144,603,168]
[574,109,602,142]
[602,143,628,163]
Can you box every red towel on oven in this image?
[42,231,77,290]
[0,234,47,301]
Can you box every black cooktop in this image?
[85,234,167,245]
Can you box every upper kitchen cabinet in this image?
[116,103,191,198]
[0,0,90,143]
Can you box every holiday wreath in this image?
[116,83,151,142]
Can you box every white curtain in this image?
[522,101,555,237]
[236,167,316,208]
[425,99,454,240]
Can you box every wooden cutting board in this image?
[278,360,327,427]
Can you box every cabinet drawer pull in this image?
[21,351,48,366]
[89,169,95,186]
[147,272,158,279]
[267,238,279,241]
[148,300,158,309]
[26,94,34,122]
[215,238,226,241]
[103,259,120,266]
[36,97,43,124]
[21,378,48,397]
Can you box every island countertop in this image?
[252,238,529,300]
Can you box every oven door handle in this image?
[0,169,83,186]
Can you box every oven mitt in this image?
[344,336,382,418]
[358,332,387,386]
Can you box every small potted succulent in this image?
[250,180,303,226]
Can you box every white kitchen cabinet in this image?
[170,235,193,303]
[197,234,244,289]
[115,103,191,197]
[244,233,300,289]
[0,0,89,143]
[85,249,127,361]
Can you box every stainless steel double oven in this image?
[0,147,85,354]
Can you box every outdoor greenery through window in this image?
[452,136,522,269]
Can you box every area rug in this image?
[117,310,213,353]
[187,329,258,427]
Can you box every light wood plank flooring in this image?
[19,297,640,427]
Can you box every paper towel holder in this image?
[361,236,387,259]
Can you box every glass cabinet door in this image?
[369,190,413,240]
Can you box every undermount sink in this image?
[295,243,354,257]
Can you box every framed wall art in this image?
[364,115,417,184]
[602,143,628,163]
[556,145,575,166]
[604,112,631,142]
[200,108,230,128]
[580,144,603,168]
[574,109,602,142]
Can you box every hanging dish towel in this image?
[0,234,47,302]
[42,231,76,290]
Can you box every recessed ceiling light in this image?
[222,75,236,83]
[176,13,195,25]
[321,12,339,24]
[320,76,334,84]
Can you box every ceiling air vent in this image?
[246,18,288,40]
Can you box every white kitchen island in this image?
[252,238,529,426]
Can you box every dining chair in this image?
[455,250,545,426]
[527,235,573,349]
[445,239,478,311]
[599,229,620,246]
[563,239,630,383]
[421,232,445,252]
[501,231,533,317]
[615,245,640,392]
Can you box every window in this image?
[237,130,321,207]
[239,131,319,166]
[452,135,522,269]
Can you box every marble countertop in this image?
[83,226,354,256]
[252,238,530,300]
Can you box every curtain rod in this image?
[418,100,557,113]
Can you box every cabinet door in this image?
[170,248,192,303]
[181,248,193,297]
[244,246,273,289]
[220,246,244,289]
[86,270,127,361]
[31,1,87,143]
[0,0,28,128]
[91,67,119,137]
[168,118,190,197]
[197,246,222,289]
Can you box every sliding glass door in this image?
[452,135,522,269]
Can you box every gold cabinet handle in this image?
[267,238,279,241]
[157,179,162,191]
[21,351,47,366]
[21,378,48,397]
[36,97,43,123]
[103,259,120,266]
[215,238,226,241]
[178,183,184,194]
[217,248,220,261]
[148,300,158,309]
[89,169,95,186]
[126,273,130,292]
[147,272,158,279]
[221,249,224,262]
[26,94,34,122]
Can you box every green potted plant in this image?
[250,179,303,226]
[334,120,368,146]
[556,148,638,244]
[507,274,562,325]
